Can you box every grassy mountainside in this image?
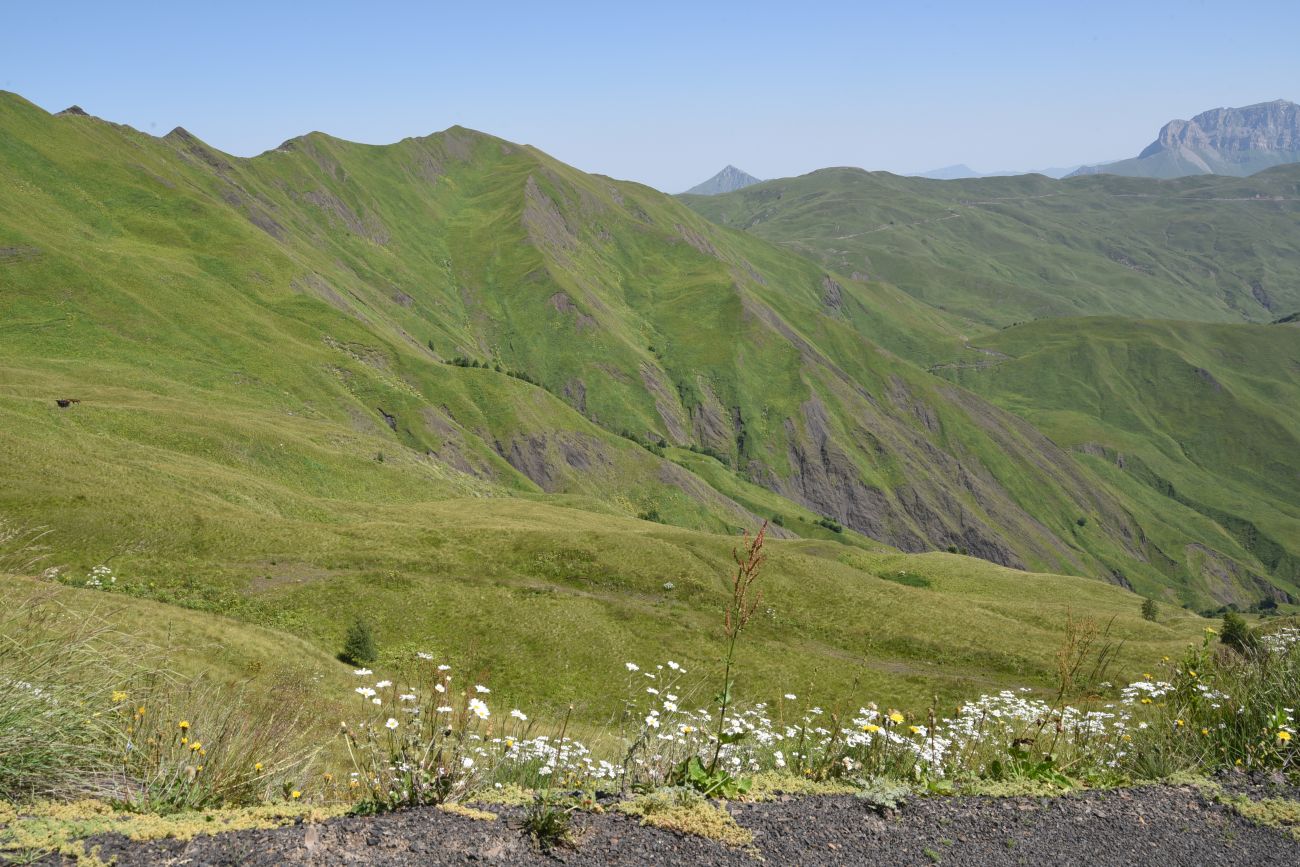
[684,165,1300,605]
[683,166,1300,327]
[0,83,1277,713]
[938,317,1300,608]
[0,89,1205,593]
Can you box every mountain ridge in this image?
[1,88,1295,625]
[1071,99,1300,179]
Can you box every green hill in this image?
[938,317,1300,609]
[0,89,1285,711]
[683,165,1300,327]
[0,90,1165,584]
[683,165,1300,606]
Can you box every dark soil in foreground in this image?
[57,785,1300,866]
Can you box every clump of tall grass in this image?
[0,585,317,810]
[0,518,52,577]
[0,588,120,800]
[109,673,319,813]
[1121,623,1299,778]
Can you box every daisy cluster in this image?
[343,642,1298,803]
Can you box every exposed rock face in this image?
[683,165,762,196]
[1071,100,1300,178]
[1141,101,1299,159]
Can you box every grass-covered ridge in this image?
[683,163,1300,605]
[939,317,1300,608]
[683,165,1300,327]
[3,89,1294,610]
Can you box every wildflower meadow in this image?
[1,525,1298,831]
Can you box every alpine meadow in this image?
[2,55,1300,864]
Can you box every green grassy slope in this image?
[683,164,1300,605]
[1,510,1208,722]
[684,166,1300,327]
[0,73,1285,721]
[937,317,1300,608]
[0,89,1192,592]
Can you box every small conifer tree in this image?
[1220,611,1253,653]
[1141,597,1158,622]
[340,617,378,665]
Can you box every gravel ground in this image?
[52,784,1300,866]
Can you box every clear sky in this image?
[6,1,1298,191]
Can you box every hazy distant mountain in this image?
[1070,100,1300,179]
[913,164,1082,180]
[983,165,1083,179]
[916,164,981,180]
[683,165,761,195]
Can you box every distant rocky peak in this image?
[684,165,762,196]
[1071,99,1300,178]
[1140,100,1299,158]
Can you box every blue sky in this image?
[6,1,1297,190]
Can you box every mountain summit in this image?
[683,164,762,195]
[1071,99,1300,178]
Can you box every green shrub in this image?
[340,618,377,666]
[1221,612,1254,653]
[1142,597,1159,622]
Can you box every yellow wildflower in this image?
[1201,728,1210,736]
[909,725,923,735]
[189,741,202,752]
[860,723,880,733]
[111,691,128,703]
[1175,719,1185,727]
[1279,731,1293,743]
[888,711,905,724]
[291,790,302,800]
[254,762,264,772]
[178,720,190,730]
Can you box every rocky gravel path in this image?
[57,784,1300,866]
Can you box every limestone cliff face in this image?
[1072,100,1300,178]
[1142,101,1299,158]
